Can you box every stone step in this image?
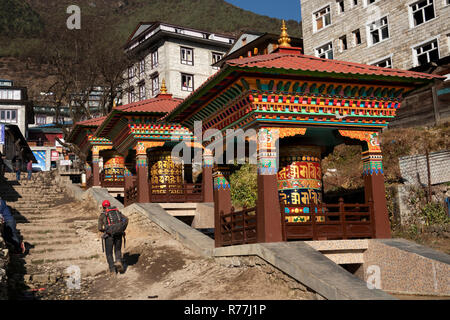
[27,254,103,265]
[24,234,79,242]
[27,239,81,247]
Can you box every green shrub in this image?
[229,164,258,208]
[420,202,449,226]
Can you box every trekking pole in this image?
[123,232,126,249]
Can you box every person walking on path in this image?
[0,196,25,254]
[98,200,128,276]
[14,158,21,181]
[27,160,33,181]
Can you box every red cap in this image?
[102,200,111,208]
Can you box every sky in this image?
[225,0,302,22]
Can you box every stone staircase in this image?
[0,172,106,299]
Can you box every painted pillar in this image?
[213,165,232,248]
[136,142,150,203]
[256,128,282,243]
[202,148,214,203]
[85,163,92,183]
[362,151,391,239]
[278,146,323,223]
[92,147,100,187]
[124,167,134,190]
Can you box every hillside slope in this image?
[0,0,43,37]
[24,0,302,40]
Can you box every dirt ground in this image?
[12,198,317,300]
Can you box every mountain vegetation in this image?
[2,0,302,57]
[0,0,43,37]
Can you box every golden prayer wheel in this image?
[148,150,183,195]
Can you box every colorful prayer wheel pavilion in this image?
[165,23,444,246]
[68,23,444,247]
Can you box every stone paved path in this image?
[2,172,317,300]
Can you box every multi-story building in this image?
[122,22,235,103]
[301,0,450,69]
[0,79,34,138]
[300,0,450,127]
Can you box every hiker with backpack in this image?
[98,200,128,276]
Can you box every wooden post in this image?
[369,198,376,238]
[92,155,100,187]
[136,154,150,203]
[202,149,214,203]
[213,166,232,248]
[363,159,391,239]
[256,128,283,243]
[339,197,346,239]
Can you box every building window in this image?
[339,35,348,52]
[368,17,389,45]
[35,115,47,125]
[152,75,159,96]
[129,88,135,103]
[366,0,379,5]
[181,47,194,65]
[353,29,362,45]
[0,89,21,100]
[353,0,358,7]
[313,6,332,32]
[181,74,194,92]
[128,66,135,79]
[414,39,439,66]
[139,59,145,76]
[372,57,393,68]
[138,83,146,100]
[212,52,223,69]
[410,0,435,27]
[0,109,17,123]
[337,0,345,13]
[151,50,158,68]
[315,42,334,59]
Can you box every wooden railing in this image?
[100,173,125,188]
[124,178,138,207]
[280,198,375,241]
[218,207,258,247]
[149,183,203,203]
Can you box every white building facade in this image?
[122,22,235,103]
[300,0,450,70]
[0,80,33,138]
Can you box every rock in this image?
[33,274,49,284]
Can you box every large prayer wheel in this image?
[102,151,125,182]
[278,146,323,222]
[148,150,183,195]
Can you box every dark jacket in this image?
[0,199,13,221]
[98,206,128,234]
